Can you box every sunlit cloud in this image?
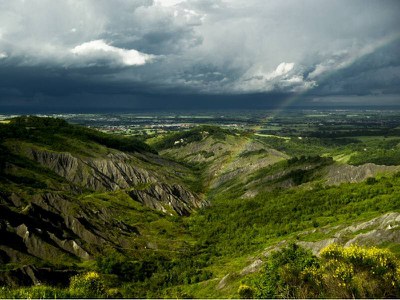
[70,39,155,67]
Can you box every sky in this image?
[0,0,399,111]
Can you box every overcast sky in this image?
[0,0,399,111]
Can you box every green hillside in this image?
[1,117,400,298]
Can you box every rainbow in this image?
[269,32,400,119]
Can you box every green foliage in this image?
[319,244,400,298]
[253,244,319,298]
[96,253,157,282]
[286,155,333,166]
[238,149,268,158]
[189,174,400,260]
[343,138,400,165]
[95,251,213,298]
[1,116,156,155]
[0,272,113,299]
[250,244,400,299]
[366,177,378,185]
[199,150,215,158]
[248,155,333,185]
[238,284,255,299]
[0,285,71,299]
[69,271,108,298]
[257,134,400,166]
[349,148,400,166]
[152,125,234,150]
[2,118,400,298]
[256,136,345,157]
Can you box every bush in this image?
[69,271,108,298]
[238,284,255,299]
[320,244,400,298]
[253,243,319,298]
[96,254,158,282]
[251,244,400,298]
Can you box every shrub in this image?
[96,254,158,282]
[253,243,319,298]
[251,244,400,298]
[69,271,108,298]
[320,244,400,298]
[238,284,255,299]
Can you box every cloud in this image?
[70,40,155,67]
[308,36,400,96]
[308,33,400,80]
[154,0,184,7]
[0,0,399,104]
[231,62,316,93]
[269,62,294,79]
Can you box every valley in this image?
[1,110,400,298]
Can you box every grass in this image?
[3,117,400,298]
[78,190,194,257]
[187,175,400,267]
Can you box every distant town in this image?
[2,109,400,139]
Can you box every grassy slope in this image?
[2,120,400,298]
[0,118,197,274]
[150,127,400,298]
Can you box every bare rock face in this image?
[129,183,207,216]
[1,133,209,285]
[217,273,232,290]
[237,212,400,283]
[0,142,207,285]
[1,193,106,263]
[24,147,206,215]
[28,149,156,191]
[240,259,263,275]
[0,190,143,286]
[325,163,400,185]
[297,212,400,255]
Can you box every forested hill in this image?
[1,117,400,298]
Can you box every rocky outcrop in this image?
[0,191,141,268]
[28,149,156,191]
[237,212,400,281]
[297,213,400,254]
[0,140,208,279]
[325,163,400,185]
[240,259,263,275]
[20,147,206,214]
[129,183,207,216]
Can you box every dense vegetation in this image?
[0,116,156,154]
[257,135,400,166]
[189,173,400,259]
[2,116,400,298]
[3,243,400,299]
[242,243,400,298]
[152,125,235,150]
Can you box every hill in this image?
[1,117,400,298]
[0,117,207,288]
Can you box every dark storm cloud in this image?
[0,0,399,108]
[309,37,400,96]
